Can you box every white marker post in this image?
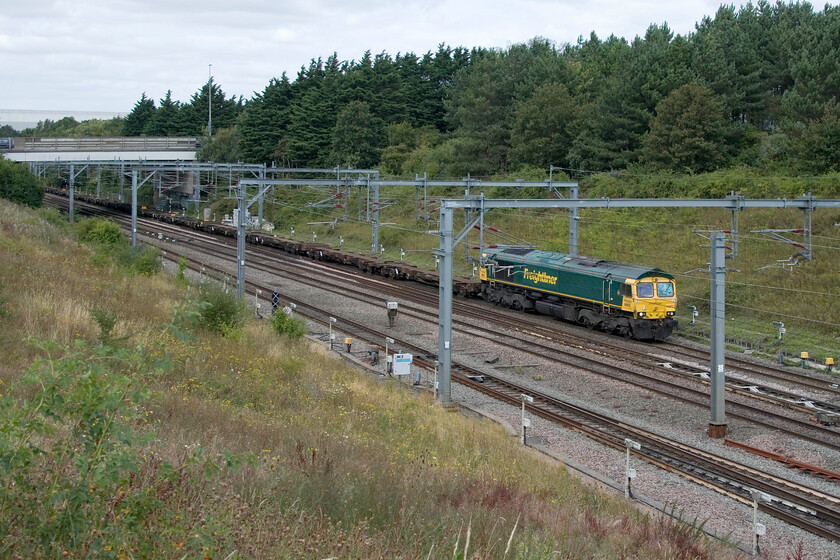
[624,438,641,499]
[385,337,394,374]
[520,394,533,445]
[253,288,262,318]
[750,489,770,557]
[328,317,337,351]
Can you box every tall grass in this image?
[0,198,757,558]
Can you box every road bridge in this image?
[1,136,198,162]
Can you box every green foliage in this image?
[0,159,45,208]
[90,306,118,344]
[19,3,840,177]
[189,81,243,136]
[269,309,307,339]
[445,39,573,175]
[72,118,123,137]
[783,105,840,174]
[75,218,161,275]
[143,90,193,136]
[176,255,189,282]
[330,100,384,168]
[641,82,729,173]
[122,93,157,136]
[509,82,576,169]
[197,282,247,337]
[115,244,162,276]
[19,116,80,137]
[196,126,241,163]
[18,117,121,137]
[0,340,156,556]
[237,75,294,164]
[75,217,124,245]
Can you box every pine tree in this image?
[122,93,156,136]
[237,75,294,164]
[641,82,729,173]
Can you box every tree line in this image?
[16,2,840,178]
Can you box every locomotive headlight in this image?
[638,312,646,317]
[667,311,675,316]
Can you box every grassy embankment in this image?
[0,200,744,558]
[228,169,840,365]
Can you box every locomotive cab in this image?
[622,277,677,320]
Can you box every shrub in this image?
[0,159,44,208]
[0,341,155,555]
[75,217,124,245]
[114,244,162,276]
[0,338,247,557]
[36,206,67,228]
[197,282,247,336]
[270,308,307,339]
[75,217,161,275]
[176,256,189,282]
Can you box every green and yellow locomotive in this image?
[479,247,677,340]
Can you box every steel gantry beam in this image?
[435,194,840,409]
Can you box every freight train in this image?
[45,188,481,295]
[479,246,677,340]
[47,188,676,340]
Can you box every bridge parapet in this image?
[23,137,200,151]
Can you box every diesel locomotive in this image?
[479,246,677,340]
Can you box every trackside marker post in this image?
[750,489,770,557]
[520,394,533,445]
[624,438,641,499]
[328,317,336,350]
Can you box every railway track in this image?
[47,193,840,544]
[48,193,840,444]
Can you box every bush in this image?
[197,282,247,336]
[0,159,44,208]
[37,206,67,228]
[114,244,162,276]
[75,217,161,275]
[75,217,124,245]
[0,341,155,555]
[269,308,307,339]
[176,256,189,282]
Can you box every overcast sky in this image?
[2,0,736,113]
